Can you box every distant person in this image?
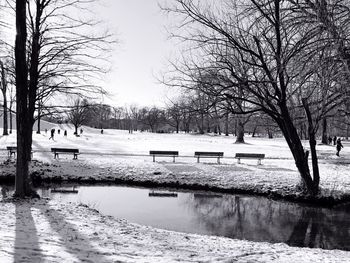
[328,136,332,145]
[336,138,343,156]
[49,128,55,140]
[45,129,47,134]
[333,136,337,145]
[101,129,103,134]
[57,129,60,135]
[80,128,83,135]
[64,130,67,137]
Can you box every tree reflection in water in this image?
[188,193,350,250]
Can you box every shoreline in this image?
[1,159,350,207]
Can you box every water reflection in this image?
[0,184,349,250]
[188,194,350,250]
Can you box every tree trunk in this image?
[37,106,41,134]
[225,112,229,136]
[37,116,41,134]
[278,103,319,195]
[267,128,273,139]
[199,113,204,134]
[9,103,13,133]
[235,118,245,143]
[2,93,8,136]
[15,0,34,197]
[321,117,328,144]
[1,61,8,135]
[302,98,320,193]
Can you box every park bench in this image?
[149,150,179,162]
[194,151,224,164]
[235,153,265,165]
[51,147,80,160]
[6,146,33,159]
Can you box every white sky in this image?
[96,0,178,108]
[0,0,180,108]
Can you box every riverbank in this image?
[1,197,349,263]
[1,127,350,207]
[1,153,350,206]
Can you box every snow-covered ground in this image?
[0,125,350,262]
[1,125,349,200]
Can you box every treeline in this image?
[40,93,349,142]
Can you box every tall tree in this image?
[164,0,344,195]
[0,59,8,135]
[14,0,35,197]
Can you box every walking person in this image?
[336,138,343,156]
[333,136,337,145]
[49,128,55,140]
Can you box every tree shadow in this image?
[12,198,112,262]
[33,199,112,262]
[14,200,44,263]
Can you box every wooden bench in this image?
[235,153,265,165]
[149,150,179,162]
[194,151,224,164]
[51,148,79,160]
[6,146,33,159]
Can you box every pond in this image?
[1,184,349,251]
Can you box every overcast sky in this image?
[97,0,177,108]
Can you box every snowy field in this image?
[1,123,350,200]
[1,124,350,262]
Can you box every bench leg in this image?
[258,159,261,165]
[217,157,221,164]
[54,153,58,159]
[197,156,200,163]
[237,158,241,164]
[153,155,155,162]
[73,154,77,160]
[173,156,175,163]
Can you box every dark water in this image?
[1,184,349,250]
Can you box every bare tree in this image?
[67,98,90,135]
[163,0,344,195]
[14,0,36,197]
[139,106,164,133]
[166,101,183,133]
[8,0,114,197]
